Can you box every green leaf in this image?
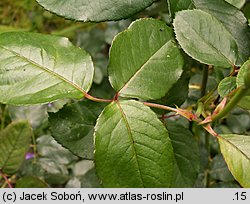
[236,60,250,109]
[163,71,190,106]
[0,32,94,105]
[218,134,250,187]
[152,66,190,113]
[49,101,105,159]
[166,122,200,187]
[47,99,70,113]
[36,0,154,22]
[19,159,45,178]
[225,0,246,9]
[237,97,250,110]
[210,154,234,182]
[218,77,237,97]
[173,9,238,67]
[44,173,69,185]
[109,18,184,100]
[94,100,174,187]
[168,0,193,16]
[237,60,250,87]
[193,0,250,66]
[16,176,48,188]
[0,121,31,174]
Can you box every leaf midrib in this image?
[219,135,250,161]
[116,101,145,187]
[118,40,174,95]
[0,45,86,95]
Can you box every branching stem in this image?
[143,102,178,112]
[84,93,113,103]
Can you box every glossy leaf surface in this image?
[218,134,250,187]
[193,0,250,65]
[36,0,154,22]
[95,100,174,187]
[0,32,94,105]
[174,9,238,67]
[109,19,183,100]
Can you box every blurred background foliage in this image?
[0,0,250,188]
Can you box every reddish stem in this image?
[84,93,113,103]
[0,171,12,188]
[113,93,119,101]
[143,102,178,112]
[160,114,179,120]
[229,65,239,76]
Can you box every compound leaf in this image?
[94,100,174,187]
[36,0,155,22]
[218,134,250,187]
[0,121,31,174]
[0,32,94,105]
[109,18,184,100]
